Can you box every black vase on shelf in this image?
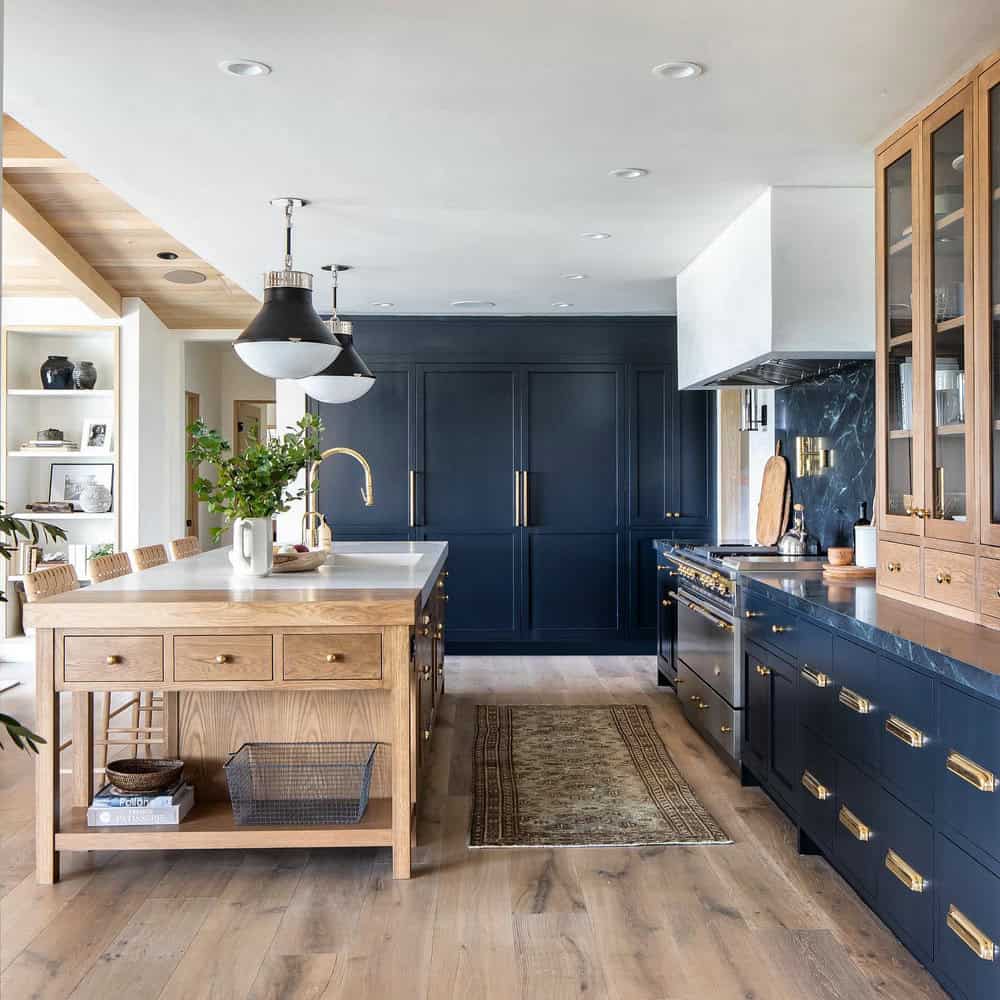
[72,361,98,390]
[40,356,75,390]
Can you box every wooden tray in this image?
[271,551,328,573]
[821,563,876,580]
[756,441,789,546]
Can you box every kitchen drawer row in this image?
[878,538,1000,621]
[741,588,1000,1000]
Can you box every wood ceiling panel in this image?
[2,115,260,329]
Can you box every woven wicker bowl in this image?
[105,758,184,793]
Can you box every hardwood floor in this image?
[0,653,946,1000]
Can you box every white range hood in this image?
[677,187,874,390]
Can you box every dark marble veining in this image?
[776,363,875,551]
[742,571,1000,703]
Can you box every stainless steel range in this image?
[659,542,823,771]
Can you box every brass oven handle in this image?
[409,469,416,528]
[682,597,734,632]
[884,849,928,893]
[838,805,872,842]
[946,751,996,792]
[885,715,927,749]
[800,666,830,688]
[513,470,521,527]
[801,770,830,801]
[947,905,997,961]
[838,686,873,715]
[522,469,529,527]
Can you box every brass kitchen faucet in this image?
[302,447,375,548]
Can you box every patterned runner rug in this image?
[470,704,730,847]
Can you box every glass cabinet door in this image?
[979,65,1000,545]
[923,87,976,541]
[877,131,924,534]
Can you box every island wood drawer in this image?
[977,556,1000,619]
[877,540,921,596]
[64,635,163,684]
[923,549,975,611]
[173,635,273,682]
[283,633,382,681]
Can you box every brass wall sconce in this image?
[796,436,833,477]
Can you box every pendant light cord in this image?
[283,200,295,271]
[330,267,339,316]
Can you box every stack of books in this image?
[86,778,195,827]
[17,439,79,453]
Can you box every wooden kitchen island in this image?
[23,541,448,884]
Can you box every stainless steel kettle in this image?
[778,503,819,556]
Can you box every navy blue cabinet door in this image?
[744,644,771,776]
[522,367,624,639]
[311,366,412,532]
[631,368,672,524]
[417,367,521,643]
[673,387,713,526]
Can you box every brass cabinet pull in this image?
[325,653,341,663]
[801,770,831,801]
[105,655,120,665]
[720,724,732,734]
[409,469,417,528]
[947,905,997,961]
[838,686,873,715]
[697,701,709,711]
[689,694,701,703]
[744,610,762,619]
[214,654,229,664]
[771,624,790,634]
[664,511,674,518]
[522,469,529,527]
[800,666,830,688]
[421,665,431,679]
[422,614,431,625]
[661,598,672,607]
[423,729,431,741]
[935,571,952,585]
[756,663,772,677]
[513,470,521,527]
[906,506,930,519]
[885,715,927,748]
[886,561,901,573]
[884,849,928,893]
[838,805,872,842]
[946,750,996,792]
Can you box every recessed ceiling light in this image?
[156,250,179,260]
[451,299,496,308]
[652,60,704,80]
[580,232,611,240]
[372,301,394,308]
[163,268,207,284]
[552,302,573,309]
[218,58,272,78]
[608,167,648,179]
[562,273,588,280]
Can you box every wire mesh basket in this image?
[223,742,377,825]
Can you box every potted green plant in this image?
[0,505,66,753]
[186,414,324,576]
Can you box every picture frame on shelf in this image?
[80,418,113,454]
[49,463,114,512]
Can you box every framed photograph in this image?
[81,418,113,454]
[49,463,114,512]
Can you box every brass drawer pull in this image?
[935,571,952,585]
[755,663,772,677]
[838,686,873,715]
[689,694,701,703]
[838,805,872,842]
[214,654,230,664]
[105,655,120,665]
[697,701,709,711]
[801,666,830,688]
[884,849,928,893]
[421,665,431,680]
[661,599,672,607]
[886,561,901,573]
[771,624,790,634]
[720,724,732,734]
[423,729,431,742]
[744,610,762,619]
[801,770,831,801]
[946,750,996,792]
[885,715,927,748]
[325,653,341,663]
[947,905,997,961]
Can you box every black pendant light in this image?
[233,198,342,380]
[298,265,376,404]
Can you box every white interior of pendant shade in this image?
[299,374,376,404]
[233,340,340,380]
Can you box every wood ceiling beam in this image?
[2,178,122,318]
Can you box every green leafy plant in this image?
[186,414,324,541]
[0,504,66,753]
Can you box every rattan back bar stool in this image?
[168,535,201,560]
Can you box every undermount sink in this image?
[327,552,423,569]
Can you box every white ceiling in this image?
[5,1,1000,318]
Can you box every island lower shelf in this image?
[55,797,394,850]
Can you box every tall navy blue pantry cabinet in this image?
[309,316,714,654]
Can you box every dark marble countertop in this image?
[741,571,1000,702]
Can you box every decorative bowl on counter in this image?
[826,547,853,566]
[105,758,184,793]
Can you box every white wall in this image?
[677,190,773,390]
[274,378,307,544]
[3,296,106,326]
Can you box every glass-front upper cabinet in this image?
[877,130,924,534]
[979,65,1000,545]
[922,87,976,542]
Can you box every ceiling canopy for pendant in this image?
[233,198,342,380]
[298,264,376,404]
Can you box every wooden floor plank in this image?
[513,913,609,1000]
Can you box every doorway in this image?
[184,391,200,539]
[234,400,276,455]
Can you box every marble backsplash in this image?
[774,362,875,551]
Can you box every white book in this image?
[87,784,194,826]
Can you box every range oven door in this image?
[673,588,740,707]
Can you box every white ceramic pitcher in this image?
[230,517,273,577]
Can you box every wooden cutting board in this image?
[821,564,876,580]
[756,441,789,546]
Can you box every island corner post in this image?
[26,544,448,885]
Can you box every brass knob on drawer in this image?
[441,594,449,601]
[106,655,120,665]
[437,664,444,676]
[214,654,229,664]
[423,729,431,741]
[421,665,431,679]
[664,512,674,518]
[756,664,772,676]
[661,599,672,607]
[422,614,431,625]
[936,571,952,585]
[720,725,732,734]
[325,653,340,663]
[697,701,709,711]
[422,627,430,637]
[886,562,901,573]
[437,579,445,590]
[771,624,789,634]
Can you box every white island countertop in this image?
[24,541,449,629]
